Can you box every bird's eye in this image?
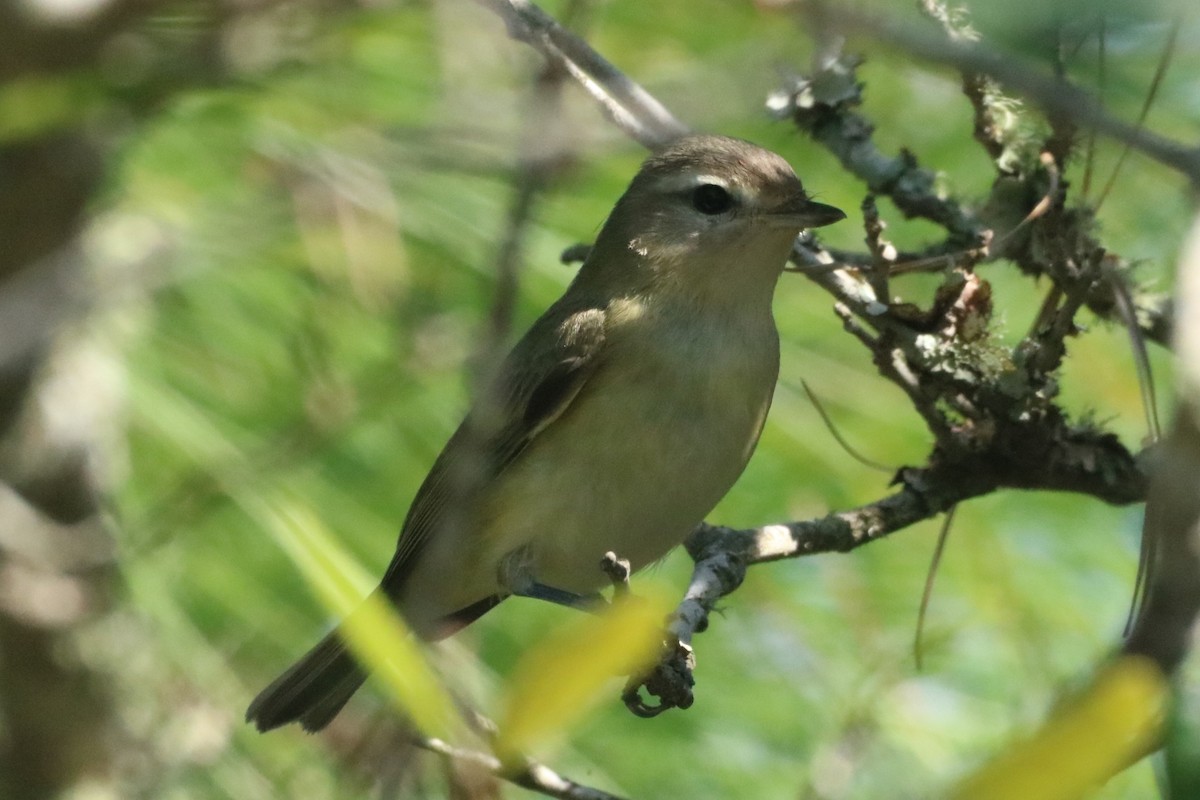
[691,183,735,215]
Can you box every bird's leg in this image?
[513,551,636,611]
[514,582,604,611]
[499,546,604,612]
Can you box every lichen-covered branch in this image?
[481,0,1183,776]
[628,415,1146,712]
[792,0,1200,185]
[625,3,1170,715]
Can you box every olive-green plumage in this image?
[247,134,844,732]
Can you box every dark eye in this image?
[691,183,735,215]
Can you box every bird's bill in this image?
[764,195,846,230]
[796,200,846,228]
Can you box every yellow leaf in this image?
[494,588,673,766]
[241,492,458,740]
[336,590,458,740]
[949,656,1167,800]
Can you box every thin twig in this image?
[1081,16,1105,199]
[914,505,956,671]
[1117,263,1162,637]
[860,194,894,299]
[1109,273,1161,443]
[800,379,892,473]
[1095,11,1183,209]
[989,151,1059,249]
[475,0,688,148]
[888,150,1059,279]
[1124,210,1200,675]
[482,29,579,364]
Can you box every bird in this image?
[246,133,845,732]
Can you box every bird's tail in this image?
[246,625,365,733]
[246,593,504,732]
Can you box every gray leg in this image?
[514,582,604,612]
[499,546,604,612]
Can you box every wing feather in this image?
[380,304,606,594]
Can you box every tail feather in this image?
[246,628,365,733]
[246,593,504,732]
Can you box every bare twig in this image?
[793,13,1176,369]
[1124,210,1200,675]
[420,736,629,800]
[1081,16,1105,199]
[475,0,688,148]
[800,379,892,473]
[1095,12,1183,209]
[1111,274,1162,444]
[622,640,695,718]
[860,194,894,299]
[914,505,956,671]
[882,147,1057,279]
[990,151,1058,248]
[484,61,573,363]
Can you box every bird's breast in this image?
[483,298,780,594]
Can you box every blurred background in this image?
[0,0,1194,797]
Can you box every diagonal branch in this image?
[475,0,688,148]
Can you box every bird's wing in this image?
[380,303,607,594]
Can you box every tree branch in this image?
[420,736,629,800]
[474,0,688,149]
[628,422,1147,712]
[792,0,1200,185]
[480,0,1161,729]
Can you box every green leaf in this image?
[240,492,458,740]
[494,588,673,768]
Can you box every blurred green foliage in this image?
[88,0,1199,797]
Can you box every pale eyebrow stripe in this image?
[653,172,732,194]
[693,173,729,187]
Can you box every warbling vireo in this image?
[247,134,845,732]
